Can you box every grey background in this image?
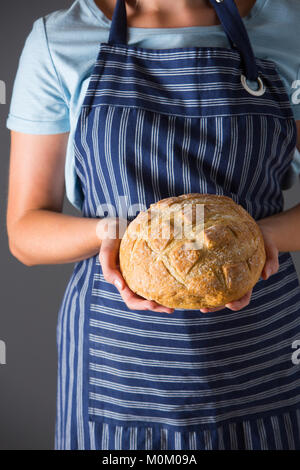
[0,0,300,450]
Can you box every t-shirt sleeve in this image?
[6,17,70,134]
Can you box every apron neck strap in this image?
[209,0,258,81]
[108,0,259,81]
[108,0,127,46]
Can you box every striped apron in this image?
[55,0,300,449]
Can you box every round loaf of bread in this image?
[119,193,266,309]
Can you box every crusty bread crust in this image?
[119,193,266,309]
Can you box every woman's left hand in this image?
[200,220,280,313]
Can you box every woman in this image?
[6,0,300,450]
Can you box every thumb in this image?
[99,237,125,290]
[262,239,279,279]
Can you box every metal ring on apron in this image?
[240,74,266,96]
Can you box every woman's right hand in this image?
[97,217,174,314]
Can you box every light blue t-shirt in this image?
[6,0,300,211]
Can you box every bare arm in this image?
[257,120,300,254]
[6,131,173,313]
[6,131,100,266]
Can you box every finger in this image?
[225,289,252,311]
[117,284,174,313]
[200,306,225,313]
[99,238,124,287]
[262,242,279,280]
[146,300,174,314]
[136,297,175,314]
[202,289,253,313]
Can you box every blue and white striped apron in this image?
[55,0,300,449]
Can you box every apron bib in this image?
[56,0,300,450]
